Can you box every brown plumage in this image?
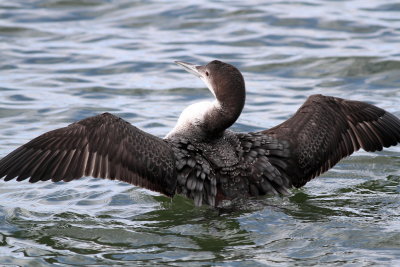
[0,60,399,206]
[264,94,400,187]
[0,113,177,197]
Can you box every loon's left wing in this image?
[261,94,400,188]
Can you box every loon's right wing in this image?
[0,113,177,196]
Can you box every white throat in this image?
[165,100,220,139]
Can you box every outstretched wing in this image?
[0,113,177,196]
[263,94,400,187]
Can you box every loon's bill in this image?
[0,60,399,207]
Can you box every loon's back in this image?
[167,130,291,206]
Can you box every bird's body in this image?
[167,129,291,206]
[1,60,399,207]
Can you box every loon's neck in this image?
[166,94,245,140]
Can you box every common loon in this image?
[0,60,399,206]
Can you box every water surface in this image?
[0,0,400,266]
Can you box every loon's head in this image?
[175,60,246,108]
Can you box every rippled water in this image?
[1,0,400,266]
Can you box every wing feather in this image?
[0,113,177,196]
[263,94,400,187]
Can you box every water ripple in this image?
[1,0,400,265]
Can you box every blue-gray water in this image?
[1,0,400,266]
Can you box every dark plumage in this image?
[0,60,399,207]
[0,114,176,196]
